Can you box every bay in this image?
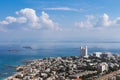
[0,41,120,80]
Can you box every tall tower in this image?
[80,46,88,58]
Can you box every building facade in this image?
[98,62,108,73]
[80,46,88,58]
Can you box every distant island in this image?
[6,46,120,80]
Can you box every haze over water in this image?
[1,0,120,79]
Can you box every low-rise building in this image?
[93,52,102,58]
[98,62,108,73]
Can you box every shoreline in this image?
[5,53,120,80]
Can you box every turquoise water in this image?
[1,41,120,80]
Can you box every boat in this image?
[23,46,32,49]
[8,50,19,52]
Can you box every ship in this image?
[8,50,19,52]
[23,46,32,49]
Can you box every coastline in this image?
[5,53,120,80]
[1,44,120,77]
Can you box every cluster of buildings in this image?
[6,56,97,80]
[80,46,120,80]
[6,46,120,80]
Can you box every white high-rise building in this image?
[80,46,88,58]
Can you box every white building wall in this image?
[80,46,88,58]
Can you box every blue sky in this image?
[0,0,120,42]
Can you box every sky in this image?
[0,0,120,42]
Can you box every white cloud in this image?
[6,16,16,23]
[16,17,27,23]
[96,13,112,27]
[0,21,9,25]
[75,13,120,29]
[16,8,40,28]
[0,16,16,25]
[75,15,94,28]
[114,17,120,25]
[75,21,93,29]
[43,7,78,11]
[40,11,62,31]
[0,16,27,25]
[0,8,62,31]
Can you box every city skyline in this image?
[0,0,120,41]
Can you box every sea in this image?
[0,41,120,80]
